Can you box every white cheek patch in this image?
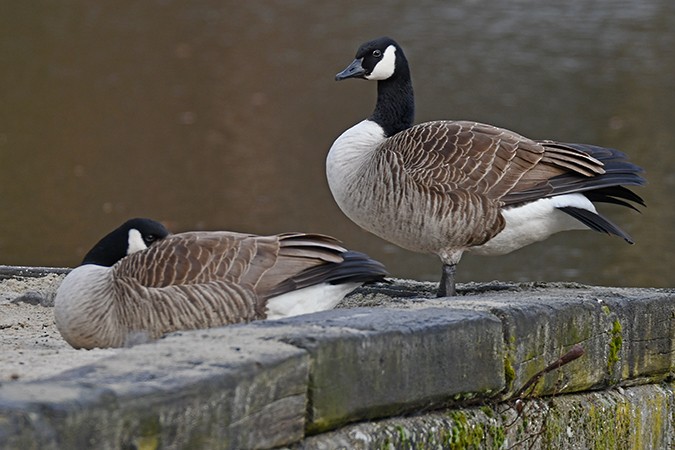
[127,229,148,255]
[365,45,397,81]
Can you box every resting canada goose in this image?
[54,218,388,349]
[327,36,645,297]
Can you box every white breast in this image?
[327,120,385,191]
[54,264,114,348]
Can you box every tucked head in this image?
[335,36,407,82]
[81,218,170,267]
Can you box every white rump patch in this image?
[365,45,397,81]
[127,228,147,255]
[470,194,596,256]
[265,282,361,320]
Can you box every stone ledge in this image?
[252,307,505,433]
[0,332,309,449]
[293,382,675,449]
[351,281,675,398]
[0,278,674,449]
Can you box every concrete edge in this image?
[0,279,674,448]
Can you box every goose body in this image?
[55,218,387,349]
[327,37,645,296]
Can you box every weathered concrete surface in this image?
[1,276,674,449]
[294,382,675,450]
[0,331,309,449]
[350,281,675,398]
[259,307,505,433]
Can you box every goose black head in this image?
[81,218,170,267]
[335,36,408,82]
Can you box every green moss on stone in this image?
[565,397,635,450]
[447,411,485,449]
[396,424,410,446]
[504,355,516,392]
[425,429,439,448]
[441,427,454,447]
[608,319,623,372]
[377,436,392,450]
[480,405,495,418]
[134,436,159,450]
[542,403,563,448]
[487,424,506,449]
[130,415,161,450]
[643,394,668,448]
[614,401,635,449]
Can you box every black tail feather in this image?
[269,251,388,297]
[506,142,646,212]
[326,251,389,285]
[558,206,634,244]
[584,185,646,212]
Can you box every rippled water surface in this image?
[1,1,674,287]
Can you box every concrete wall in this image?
[1,278,674,449]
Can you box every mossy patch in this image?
[608,319,623,372]
[447,411,485,449]
[504,355,516,392]
[503,334,516,393]
[133,435,160,450]
[480,405,495,418]
[487,423,506,449]
[395,424,409,446]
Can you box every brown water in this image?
[1,1,674,288]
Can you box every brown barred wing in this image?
[384,121,545,200]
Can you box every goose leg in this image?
[437,263,457,297]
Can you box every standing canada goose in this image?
[54,218,388,349]
[327,36,645,297]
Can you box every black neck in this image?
[370,73,415,137]
[81,232,127,266]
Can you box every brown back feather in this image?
[110,231,349,332]
[382,120,608,206]
[384,121,544,200]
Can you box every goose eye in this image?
[372,49,382,58]
[144,234,157,244]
